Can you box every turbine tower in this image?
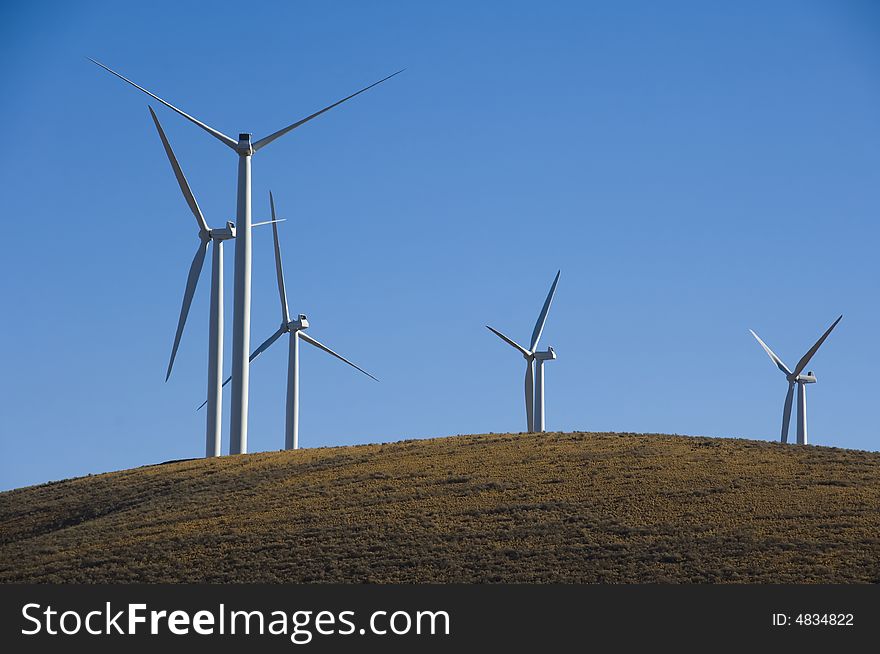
[749,315,842,445]
[202,192,377,450]
[150,107,282,457]
[487,271,561,432]
[91,59,401,455]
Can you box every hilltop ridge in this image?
[1,432,878,583]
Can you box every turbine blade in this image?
[252,69,405,152]
[89,58,238,150]
[486,326,531,357]
[197,327,285,410]
[299,331,379,381]
[269,192,290,323]
[529,270,561,352]
[792,315,843,377]
[249,327,287,365]
[749,329,792,376]
[781,382,794,444]
[166,239,209,381]
[251,218,287,228]
[148,106,210,234]
[525,360,534,432]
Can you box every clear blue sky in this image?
[1,0,878,491]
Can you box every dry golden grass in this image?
[1,432,879,583]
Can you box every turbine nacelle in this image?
[287,314,309,332]
[786,371,817,384]
[236,133,254,156]
[209,221,236,241]
[534,347,556,362]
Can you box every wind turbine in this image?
[149,107,281,457]
[487,271,561,433]
[749,315,842,445]
[201,192,377,451]
[91,58,402,455]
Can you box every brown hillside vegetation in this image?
[1,432,879,583]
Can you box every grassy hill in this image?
[1,432,879,583]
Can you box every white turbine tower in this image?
[92,59,401,455]
[150,107,281,457]
[487,271,560,433]
[749,314,842,445]
[202,192,377,450]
